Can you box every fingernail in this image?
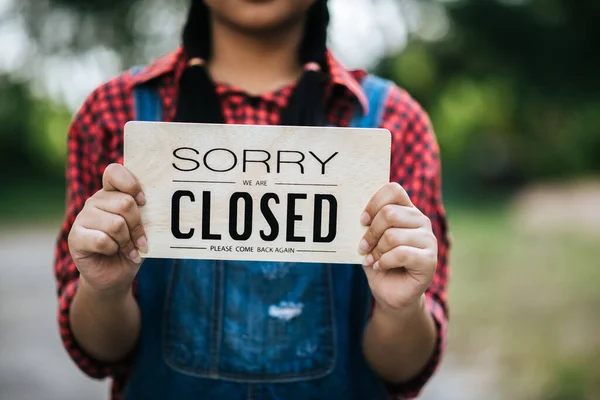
[373,262,380,271]
[136,235,148,253]
[359,239,370,254]
[363,254,374,266]
[136,191,146,205]
[129,248,140,263]
[360,211,371,225]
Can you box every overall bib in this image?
[123,71,397,400]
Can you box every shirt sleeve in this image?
[379,85,450,399]
[53,90,132,380]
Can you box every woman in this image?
[54,0,450,399]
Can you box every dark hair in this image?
[174,0,330,126]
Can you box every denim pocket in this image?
[162,260,336,382]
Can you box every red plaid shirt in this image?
[54,48,450,400]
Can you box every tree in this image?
[380,0,600,188]
[0,74,71,182]
[5,0,600,189]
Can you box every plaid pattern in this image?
[54,48,449,400]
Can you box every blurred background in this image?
[1,0,599,399]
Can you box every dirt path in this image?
[0,224,109,400]
[0,224,482,400]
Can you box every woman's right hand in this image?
[68,163,148,298]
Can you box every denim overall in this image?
[123,71,395,400]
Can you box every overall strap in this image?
[131,67,390,126]
[349,74,394,129]
[347,74,394,326]
[130,66,163,122]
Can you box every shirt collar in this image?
[131,47,369,115]
[325,51,369,115]
[130,47,186,87]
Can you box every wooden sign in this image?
[124,122,391,264]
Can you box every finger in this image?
[102,163,145,206]
[69,225,119,257]
[92,191,147,253]
[368,227,435,263]
[359,205,425,254]
[372,246,437,276]
[361,183,413,226]
[79,206,137,260]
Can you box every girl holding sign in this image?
[55,0,450,399]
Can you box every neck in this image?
[208,19,306,95]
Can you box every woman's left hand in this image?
[359,183,438,315]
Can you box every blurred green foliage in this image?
[380,0,600,191]
[5,0,600,193]
[0,74,71,184]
